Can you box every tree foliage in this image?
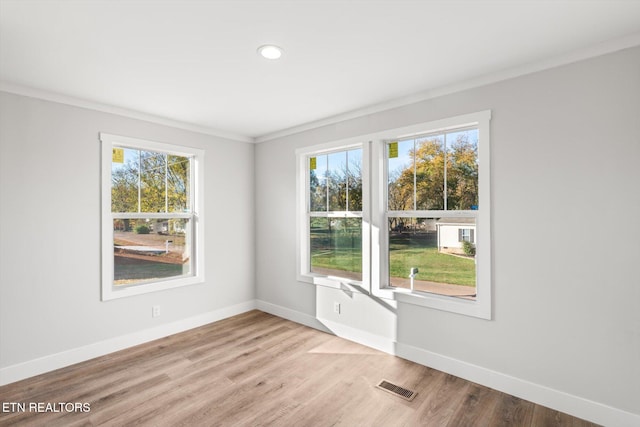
[112,150,189,214]
[309,152,362,212]
[388,132,478,212]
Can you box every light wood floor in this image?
[0,310,598,427]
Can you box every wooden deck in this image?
[0,310,598,426]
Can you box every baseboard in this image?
[315,317,397,355]
[3,298,637,426]
[256,299,640,427]
[395,342,640,427]
[255,299,331,333]
[0,300,257,386]
[254,300,394,354]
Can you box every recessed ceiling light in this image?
[257,44,283,60]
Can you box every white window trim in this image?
[296,111,491,318]
[296,139,371,292]
[372,110,492,319]
[100,133,205,301]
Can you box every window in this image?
[386,127,479,297]
[101,133,204,300]
[297,111,490,318]
[377,111,491,318]
[297,142,369,288]
[459,228,474,243]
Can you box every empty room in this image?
[1,1,639,426]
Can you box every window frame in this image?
[372,110,491,319]
[459,228,474,243]
[100,133,205,301]
[296,139,370,290]
[295,110,490,318]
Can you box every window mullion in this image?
[413,139,417,211]
[112,212,192,219]
[325,156,329,212]
[165,154,169,213]
[444,133,448,211]
[137,150,141,213]
[346,150,349,212]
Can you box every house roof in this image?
[435,218,476,226]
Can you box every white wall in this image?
[255,46,640,422]
[0,92,255,373]
[1,46,638,425]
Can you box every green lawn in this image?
[114,256,187,285]
[310,248,362,273]
[389,233,475,287]
[310,228,475,287]
[310,221,362,274]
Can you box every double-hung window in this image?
[376,111,491,318]
[297,142,369,288]
[100,133,204,300]
[386,127,480,297]
[297,111,490,318]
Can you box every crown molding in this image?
[0,81,255,144]
[2,31,638,145]
[254,32,640,143]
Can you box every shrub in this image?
[135,225,151,234]
[462,240,476,256]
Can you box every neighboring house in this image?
[150,220,186,235]
[151,220,169,234]
[436,218,476,254]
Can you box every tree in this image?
[309,154,362,212]
[446,136,478,210]
[387,167,412,231]
[386,131,478,222]
[309,169,325,211]
[111,161,139,214]
[414,137,446,210]
[345,159,362,211]
[111,150,189,218]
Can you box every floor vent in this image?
[376,379,417,401]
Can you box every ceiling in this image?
[1,1,640,142]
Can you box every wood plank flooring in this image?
[0,310,599,426]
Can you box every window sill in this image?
[102,275,204,301]
[298,273,368,293]
[373,286,491,320]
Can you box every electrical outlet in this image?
[333,302,341,314]
[152,305,161,318]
